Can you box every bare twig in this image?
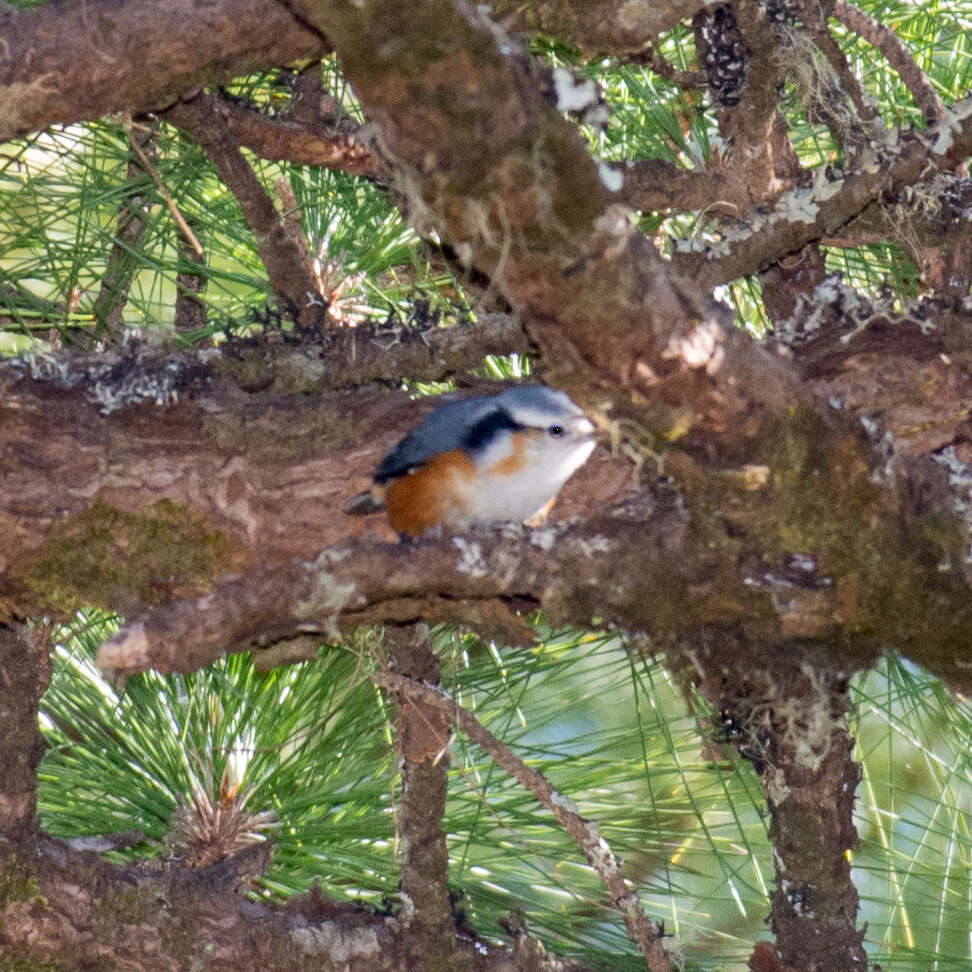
[833,0,945,125]
[373,671,673,972]
[163,96,324,329]
[126,126,204,258]
[91,124,162,341]
[796,0,875,123]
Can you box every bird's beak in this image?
[576,417,596,439]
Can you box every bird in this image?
[346,386,596,538]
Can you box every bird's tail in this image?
[344,485,386,515]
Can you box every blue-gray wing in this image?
[373,386,576,484]
[373,394,500,483]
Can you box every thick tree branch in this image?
[2,4,968,971]
[0,0,329,143]
[268,1,970,678]
[90,501,971,694]
[764,704,865,972]
[0,834,592,971]
[758,244,830,326]
[491,0,704,56]
[686,634,867,971]
[3,310,963,685]
[710,2,790,196]
[617,159,734,214]
[285,1,810,447]
[383,625,462,971]
[0,624,47,859]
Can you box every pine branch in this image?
[673,97,972,287]
[833,0,945,125]
[373,670,673,971]
[163,96,325,330]
[175,90,377,176]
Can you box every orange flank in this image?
[384,448,476,536]
[487,429,532,475]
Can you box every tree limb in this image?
[169,90,378,176]
[673,96,972,287]
[0,624,47,859]
[163,96,325,329]
[90,125,162,342]
[0,0,329,143]
[383,625,463,970]
[833,0,945,125]
[0,834,593,971]
[686,634,867,971]
[491,0,705,55]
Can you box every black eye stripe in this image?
[462,408,525,452]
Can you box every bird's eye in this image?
[547,424,565,438]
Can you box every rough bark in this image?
[1,297,969,684]
[1,329,968,691]
[384,625,459,972]
[0,0,330,142]
[1,836,593,972]
[492,0,704,54]
[0,624,46,860]
[687,632,867,971]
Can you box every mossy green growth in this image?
[0,857,41,909]
[0,953,59,972]
[677,401,969,653]
[17,498,237,615]
[90,882,156,929]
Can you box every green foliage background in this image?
[38,613,972,971]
